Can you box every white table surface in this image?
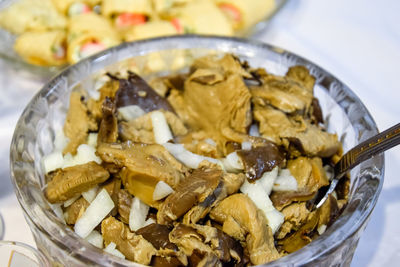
[0,0,399,266]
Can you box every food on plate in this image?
[42,53,349,266]
[14,30,67,66]
[0,0,278,66]
[0,0,66,34]
[214,0,276,30]
[66,13,121,63]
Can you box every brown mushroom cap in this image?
[210,193,280,265]
[97,97,118,144]
[45,161,110,203]
[101,216,156,264]
[237,142,284,181]
[157,168,222,225]
[115,71,175,113]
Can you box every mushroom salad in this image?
[43,54,349,266]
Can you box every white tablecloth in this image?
[0,0,399,266]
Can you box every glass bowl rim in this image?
[9,35,384,266]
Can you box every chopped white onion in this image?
[273,169,298,192]
[265,209,285,234]
[249,124,260,137]
[105,241,116,250]
[87,133,98,148]
[104,242,125,259]
[153,181,174,201]
[43,151,64,173]
[317,224,327,235]
[241,141,252,151]
[163,143,219,169]
[222,152,244,173]
[54,130,69,151]
[82,185,99,203]
[50,203,66,224]
[44,143,102,173]
[204,138,216,146]
[94,75,110,91]
[75,189,115,238]
[118,105,146,121]
[143,218,156,227]
[85,230,104,249]
[129,197,150,231]
[240,167,283,234]
[63,195,80,208]
[62,144,102,169]
[323,165,334,181]
[151,111,173,144]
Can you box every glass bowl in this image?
[9,36,383,266]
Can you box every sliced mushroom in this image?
[183,172,245,225]
[45,161,109,203]
[63,91,98,155]
[270,157,329,210]
[191,224,246,266]
[152,255,186,267]
[97,97,118,144]
[276,202,311,239]
[157,168,221,225]
[87,78,120,121]
[117,189,132,224]
[317,194,339,228]
[64,197,89,225]
[253,103,340,157]
[250,69,314,114]
[136,223,177,251]
[286,65,315,93]
[169,224,210,256]
[115,72,175,113]
[237,142,284,181]
[278,210,319,253]
[119,110,187,144]
[189,54,251,79]
[210,193,280,265]
[310,98,323,124]
[101,216,156,264]
[97,142,186,206]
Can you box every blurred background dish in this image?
[0,0,286,76]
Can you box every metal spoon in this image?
[316,122,400,209]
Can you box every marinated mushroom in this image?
[101,216,156,264]
[237,142,284,181]
[63,91,98,154]
[157,167,221,225]
[97,142,186,206]
[119,110,188,144]
[45,161,109,203]
[115,71,175,113]
[64,197,89,225]
[43,53,348,266]
[97,97,118,144]
[210,193,280,265]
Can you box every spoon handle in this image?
[316,123,400,209]
[334,122,400,179]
